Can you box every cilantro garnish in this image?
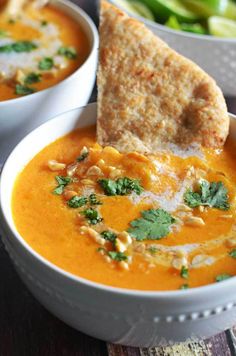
[180,284,189,290]
[58,46,77,59]
[53,176,71,195]
[24,72,41,85]
[15,84,35,96]
[80,208,103,225]
[229,249,236,259]
[184,179,230,211]
[148,246,158,255]
[101,231,117,243]
[128,209,175,241]
[180,266,189,279]
[67,196,88,208]
[108,251,128,262]
[0,41,37,53]
[41,20,48,27]
[215,273,232,282]
[38,57,54,70]
[77,151,88,162]
[98,177,143,196]
[89,193,102,205]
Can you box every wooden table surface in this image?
[1,1,236,354]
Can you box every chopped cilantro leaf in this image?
[53,176,71,195]
[180,266,189,279]
[180,284,189,290]
[108,251,128,262]
[77,151,88,162]
[216,273,232,282]
[55,176,71,185]
[0,41,37,53]
[184,179,230,211]
[38,57,54,70]
[101,231,117,243]
[128,208,175,241]
[89,193,102,205]
[98,177,143,196]
[41,20,48,26]
[229,249,236,259]
[24,72,41,85]
[67,196,88,208]
[80,208,103,225]
[58,46,77,59]
[15,84,35,96]
[148,246,158,254]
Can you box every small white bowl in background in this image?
[0,0,98,164]
[1,103,236,347]
[109,0,236,97]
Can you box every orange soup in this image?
[0,3,90,101]
[12,125,236,291]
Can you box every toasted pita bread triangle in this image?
[97,1,229,152]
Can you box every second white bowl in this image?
[0,0,99,164]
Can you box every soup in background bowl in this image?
[0,0,98,163]
[1,103,236,346]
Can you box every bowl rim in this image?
[1,102,236,299]
[0,0,99,107]
[109,0,236,43]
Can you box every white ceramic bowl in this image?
[109,0,236,97]
[0,0,98,164]
[1,103,236,347]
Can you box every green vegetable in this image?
[38,57,54,70]
[180,283,189,289]
[77,150,89,162]
[128,208,175,241]
[15,84,35,96]
[98,177,143,196]
[41,20,48,26]
[224,0,236,20]
[80,208,103,225]
[216,273,232,282]
[181,22,207,34]
[180,266,189,279]
[108,251,128,261]
[184,179,230,210]
[58,46,77,59]
[101,231,117,243]
[114,0,155,20]
[0,41,37,53]
[165,15,207,33]
[24,72,41,85]
[208,15,236,37]
[165,15,182,29]
[53,176,72,195]
[229,249,236,258]
[89,193,102,205]
[142,0,199,23]
[148,246,158,254]
[183,0,227,17]
[67,196,88,208]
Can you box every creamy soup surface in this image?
[0,4,89,101]
[12,125,236,291]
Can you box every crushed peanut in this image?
[185,216,205,227]
[48,160,66,171]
